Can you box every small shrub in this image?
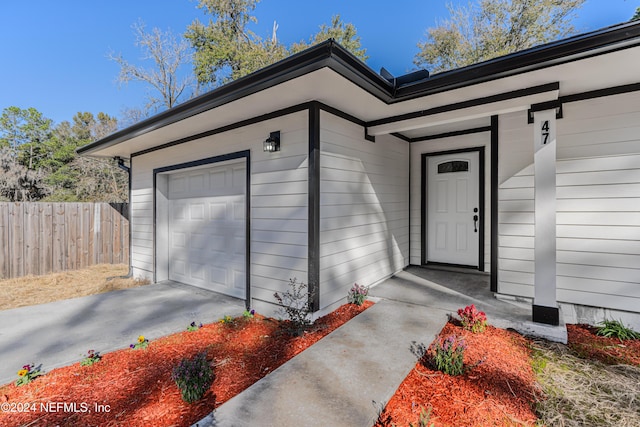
[596,319,640,340]
[130,335,149,350]
[347,283,369,306]
[171,351,215,404]
[187,321,203,332]
[80,349,102,367]
[219,315,235,325]
[15,363,43,386]
[273,278,314,336]
[430,335,466,376]
[457,304,487,333]
[410,406,435,427]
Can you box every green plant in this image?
[347,283,369,306]
[457,304,487,333]
[130,335,149,350]
[219,315,235,325]
[187,321,203,332]
[243,309,255,319]
[15,363,43,386]
[430,335,466,376]
[171,351,215,404]
[410,406,435,427]
[596,319,640,340]
[80,349,102,367]
[273,278,315,336]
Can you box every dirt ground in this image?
[0,264,148,310]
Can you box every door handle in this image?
[473,215,479,232]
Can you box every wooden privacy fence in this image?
[0,202,129,279]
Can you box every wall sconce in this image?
[263,131,280,152]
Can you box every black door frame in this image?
[421,147,485,270]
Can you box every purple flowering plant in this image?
[80,349,102,367]
[171,351,215,404]
[347,283,369,306]
[430,335,466,376]
[187,321,203,332]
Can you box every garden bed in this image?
[375,320,540,426]
[375,319,640,426]
[0,301,373,427]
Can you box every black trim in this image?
[391,132,412,143]
[152,150,251,307]
[560,82,640,104]
[126,159,133,276]
[366,83,559,128]
[403,126,492,143]
[392,21,640,102]
[478,148,485,272]
[424,261,482,270]
[533,304,560,326]
[421,147,484,270]
[315,101,366,126]
[132,103,311,158]
[79,20,640,157]
[245,152,252,308]
[527,100,563,124]
[131,101,374,159]
[308,103,321,312]
[490,116,499,293]
[420,154,427,266]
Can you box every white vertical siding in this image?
[130,111,309,310]
[319,112,409,309]
[498,92,640,312]
[409,131,492,271]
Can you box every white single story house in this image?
[79,20,640,328]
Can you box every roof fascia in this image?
[393,21,640,102]
[78,40,392,156]
[78,20,640,156]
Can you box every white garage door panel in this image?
[167,162,246,298]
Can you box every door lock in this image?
[473,214,479,233]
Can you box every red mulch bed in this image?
[567,324,640,366]
[375,321,540,427]
[0,301,373,427]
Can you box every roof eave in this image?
[78,20,640,157]
[394,20,640,100]
[77,40,393,156]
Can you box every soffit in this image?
[90,44,640,158]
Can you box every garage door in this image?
[167,162,246,298]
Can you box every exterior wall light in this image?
[263,131,280,152]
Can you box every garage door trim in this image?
[153,150,251,305]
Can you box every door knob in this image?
[473,214,479,232]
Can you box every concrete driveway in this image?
[0,281,244,385]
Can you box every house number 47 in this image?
[541,120,550,145]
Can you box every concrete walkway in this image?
[0,281,245,385]
[210,299,449,427]
[202,266,535,427]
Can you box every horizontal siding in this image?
[409,130,492,270]
[131,111,309,305]
[498,92,640,313]
[319,111,409,309]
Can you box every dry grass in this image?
[0,264,149,310]
[532,339,640,427]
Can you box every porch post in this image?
[532,109,559,325]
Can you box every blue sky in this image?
[1,0,637,126]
